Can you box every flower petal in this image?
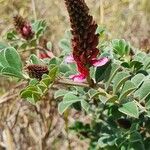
[65,55,75,63]
[70,74,86,83]
[92,57,109,67]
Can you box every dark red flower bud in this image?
[25,64,49,80]
[13,15,34,40]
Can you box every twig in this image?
[56,79,89,88]
[19,46,55,58]
[0,81,27,104]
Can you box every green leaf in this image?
[112,39,130,56]
[54,89,69,99]
[21,90,33,99]
[4,47,22,71]
[49,57,61,65]
[96,26,106,36]
[0,66,3,72]
[95,60,111,83]
[58,101,72,115]
[37,83,47,93]
[107,95,118,103]
[21,90,41,104]
[146,99,150,109]
[48,66,58,81]
[139,80,150,100]
[131,73,145,88]
[130,131,142,143]
[104,63,120,90]
[128,141,145,150]
[130,61,143,70]
[32,20,46,36]
[59,64,70,74]
[88,89,100,99]
[6,31,17,40]
[119,81,136,101]
[40,77,52,87]
[1,67,24,79]
[46,41,52,50]
[59,39,71,52]
[19,42,28,49]
[29,79,39,85]
[119,101,139,118]
[36,27,44,38]
[113,72,130,94]
[0,49,9,67]
[29,54,44,64]
[81,100,90,112]
[143,56,150,70]
[63,92,81,103]
[133,52,146,62]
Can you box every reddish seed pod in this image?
[25,64,49,80]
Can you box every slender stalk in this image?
[64,110,72,150]
[31,0,37,21]
[99,0,104,25]
[19,46,55,58]
[56,79,89,88]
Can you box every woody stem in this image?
[86,75,95,88]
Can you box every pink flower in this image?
[65,55,75,63]
[66,55,109,82]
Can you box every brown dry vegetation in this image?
[0,0,150,149]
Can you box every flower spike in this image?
[14,15,34,40]
[64,0,109,82]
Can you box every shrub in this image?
[0,0,150,149]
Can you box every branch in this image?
[56,79,89,88]
[19,46,55,58]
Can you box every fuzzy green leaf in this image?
[63,93,81,103]
[112,39,130,56]
[58,101,72,115]
[0,49,9,67]
[54,89,69,99]
[104,63,120,89]
[4,47,22,71]
[29,54,44,64]
[119,81,136,101]
[59,39,71,52]
[113,72,130,94]
[95,60,111,83]
[81,100,90,112]
[1,67,24,79]
[46,41,52,50]
[131,73,145,88]
[119,101,139,118]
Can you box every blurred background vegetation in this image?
[0,0,149,149]
[0,0,150,50]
